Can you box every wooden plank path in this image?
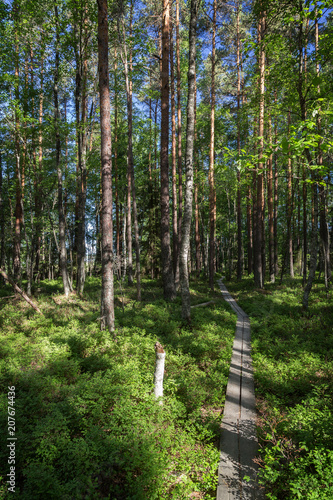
[216,279,263,500]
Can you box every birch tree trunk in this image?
[303,183,318,309]
[76,4,88,296]
[13,1,22,282]
[180,0,200,322]
[194,71,201,276]
[98,0,115,333]
[176,0,182,270]
[267,111,274,282]
[0,154,5,273]
[171,21,179,286]
[54,3,71,297]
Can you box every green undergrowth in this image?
[0,277,236,499]
[226,276,333,499]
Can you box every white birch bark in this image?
[154,342,165,401]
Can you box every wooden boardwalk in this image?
[216,279,263,500]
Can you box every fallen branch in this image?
[190,301,215,309]
[0,268,43,315]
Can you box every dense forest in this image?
[0,0,332,498]
[0,0,332,312]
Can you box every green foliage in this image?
[0,278,236,498]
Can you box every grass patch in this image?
[0,277,236,499]
[226,276,333,499]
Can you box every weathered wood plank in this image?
[217,281,262,500]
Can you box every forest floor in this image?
[226,276,333,500]
[0,276,236,500]
[0,274,332,499]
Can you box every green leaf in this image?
[281,137,289,154]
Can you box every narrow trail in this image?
[216,279,263,500]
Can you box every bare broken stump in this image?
[154,342,165,403]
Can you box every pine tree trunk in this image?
[98,0,115,333]
[180,0,200,321]
[287,110,294,278]
[160,0,175,301]
[114,48,120,259]
[148,82,155,278]
[208,0,216,290]
[273,94,279,276]
[236,0,243,280]
[254,11,265,289]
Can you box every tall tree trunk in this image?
[114,48,120,259]
[254,10,265,289]
[176,0,182,268]
[13,2,22,282]
[98,0,115,332]
[54,3,71,296]
[171,21,179,285]
[252,116,257,279]
[35,51,44,281]
[148,77,155,278]
[180,0,200,321]
[76,8,88,295]
[160,0,175,301]
[303,183,318,308]
[267,111,274,282]
[247,182,253,274]
[208,0,216,290]
[194,70,201,276]
[315,13,331,289]
[273,92,279,276]
[0,153,5,273]
[236,0,243,280]
[118,13,133,286]
[297,11,308,285]
[119,5,141,300]
[287,110,294,278]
